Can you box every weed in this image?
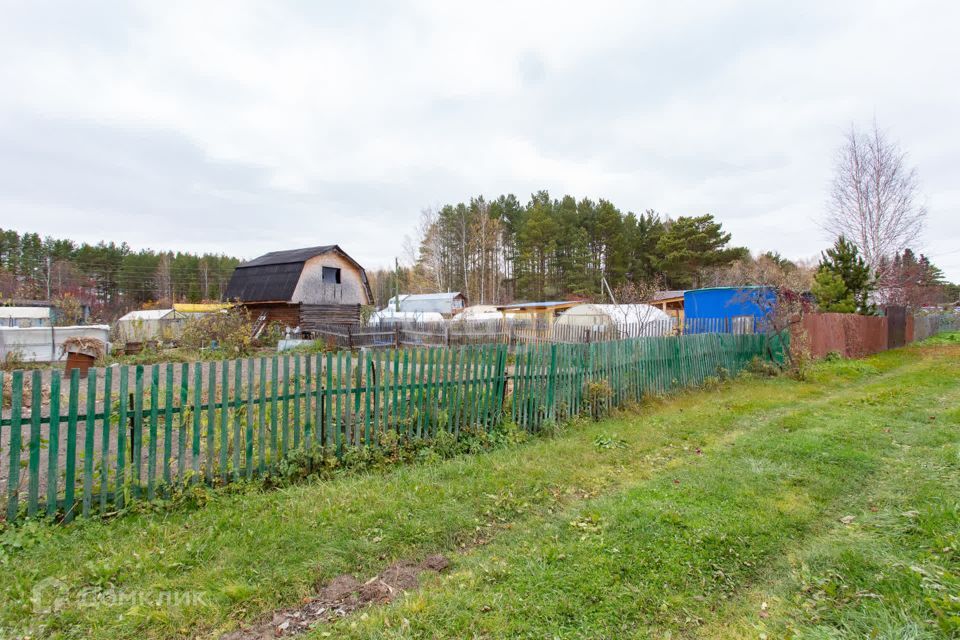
[1,347,27,372]
[584,379,613,420]
[593,434,628,450]
[746,355,781,377]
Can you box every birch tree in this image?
[825,121,926,281]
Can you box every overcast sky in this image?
[1,1,958,279]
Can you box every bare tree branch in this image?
[823,121,926,288]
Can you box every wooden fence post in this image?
[546,343,558,422]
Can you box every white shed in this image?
[115,309,186,342]
[556,303,675,336]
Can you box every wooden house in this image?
[224,245,373,331]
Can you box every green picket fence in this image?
[0,345,508,524]
[511,332,777,431]
[0,333,777,524]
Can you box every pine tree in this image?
[654,214,748,288]
[811,269,856,313]
[813,236,874,314]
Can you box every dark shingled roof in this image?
[238,245,337,268]
[224,245,372,303]
[224,262,305,302]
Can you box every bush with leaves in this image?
[53,294,84,326]
[180,308,255,355]
[584,379,613,420]
[257,321,285,348]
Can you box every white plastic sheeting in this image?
[369,309,445,324]
[556,304,675,332]
[115,309,185,342]
[0,306,52,328]
[384,292,465,315]
[0,325,111,362]
[453,305,502,322]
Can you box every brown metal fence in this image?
[798,311,959,359]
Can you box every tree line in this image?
[0,228,240,317]
[368,190,751,306]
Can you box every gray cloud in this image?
[0,1,957,279]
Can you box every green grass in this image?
[2,337,959,639]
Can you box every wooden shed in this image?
[649,290,686,320]
[224,245,373,332]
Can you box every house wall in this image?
[242,301,361,331]
[243,302,302,329]
[300,304,361,329]
[291,253,369,305]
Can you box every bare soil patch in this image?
[221,554,450,639]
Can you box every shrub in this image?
[53,294,83,326]
[583,379,613,421]
[258,322,285,348]
[181,308,256,356]
[746,355,780,378]
[1,347,27,372]
[702,375,721,390]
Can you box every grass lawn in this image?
[2,337,959,639]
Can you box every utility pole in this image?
[394,257,401,313]
[602,277,618,306]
